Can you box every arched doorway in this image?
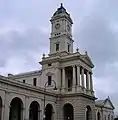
[63,103,74,120]
[45,104,54,120]
[29,101,40,120]
[97,112,100,120]
[9,97,23,120]
[86,106,92,120]
[0,97,2,120]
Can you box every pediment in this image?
[80,55,94,68]
[104,99,115,109]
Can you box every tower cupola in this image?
[49,3,74,55]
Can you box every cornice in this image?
[58,92,97,100]
[40,52,94,70]
[0,75,56,97]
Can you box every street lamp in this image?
[43,80,57,120]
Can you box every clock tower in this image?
[49,3,74,56]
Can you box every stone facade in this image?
[0,3,115,120]
[95,97,115,120]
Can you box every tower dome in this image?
[51,3,73,24]
[53,3,67,16]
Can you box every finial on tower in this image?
[61,3,63,7]
[85,51,88,55]
[76,47,79,52]
[42,53,45,59]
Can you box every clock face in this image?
[55,23,60,29]
[67,24,71,31]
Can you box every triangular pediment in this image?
[104,98,115,109]
[80,55,94,68]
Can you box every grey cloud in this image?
[0,28,49,71]
[0,0,118,114]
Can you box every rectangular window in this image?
[48,76,52,85]
[48,63,52,66]
[68,79,72,91]
[23,80,25,83]
[56,43,59,51]
[68,44,70,52]
[33,78,37,86]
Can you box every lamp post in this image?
[43,80,57,120]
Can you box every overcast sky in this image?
[1,0,118,114]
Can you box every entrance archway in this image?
[97,112,100,120]
[0,97,2,120]
[63,103,74,120]
[9,97,23,120]
[45,104,54,120]
[29,101,40,120]
[86,106,92,120]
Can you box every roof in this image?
[95,97,115,109]
[7,70,42,79]
[53,3,68,16]
[51,3,73,24]
[95,100,104,106]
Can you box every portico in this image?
[61,64,94,94]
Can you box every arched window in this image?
[63,103,74,120]
[97,112,100,120]
[45,104,54,120]
[9,97,23,120]
[86,106,92,120]
[29,101,40,120]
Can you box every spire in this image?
[61,3,63,7]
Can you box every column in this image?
[77,65,80,86]
[81,67,85,88]
[4,93,10,120]
[72,65,76,87]
[90,72,93,91]
[86,71,89,90]
[25,97,29,120]
[62,68,65,89]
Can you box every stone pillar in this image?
[81,67,85,88]
[72,65,76,92]
[25,96,29,120]
[72,65,76,87]
[90,72,93,91]
[62,67,65,91]
[77,65,80,86]
[4,92,10,120]
[86,71,89,90]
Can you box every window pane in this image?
[23,80,25,83]
[33,78,37,86]
[68,44,70,52]
[56,43,59,51]
[48,76,52,85]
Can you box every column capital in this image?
[72,65,76,67]
[81,66,84,71]
[89,71,93,75]
[61,67,65,69]
[76,64,80,67]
